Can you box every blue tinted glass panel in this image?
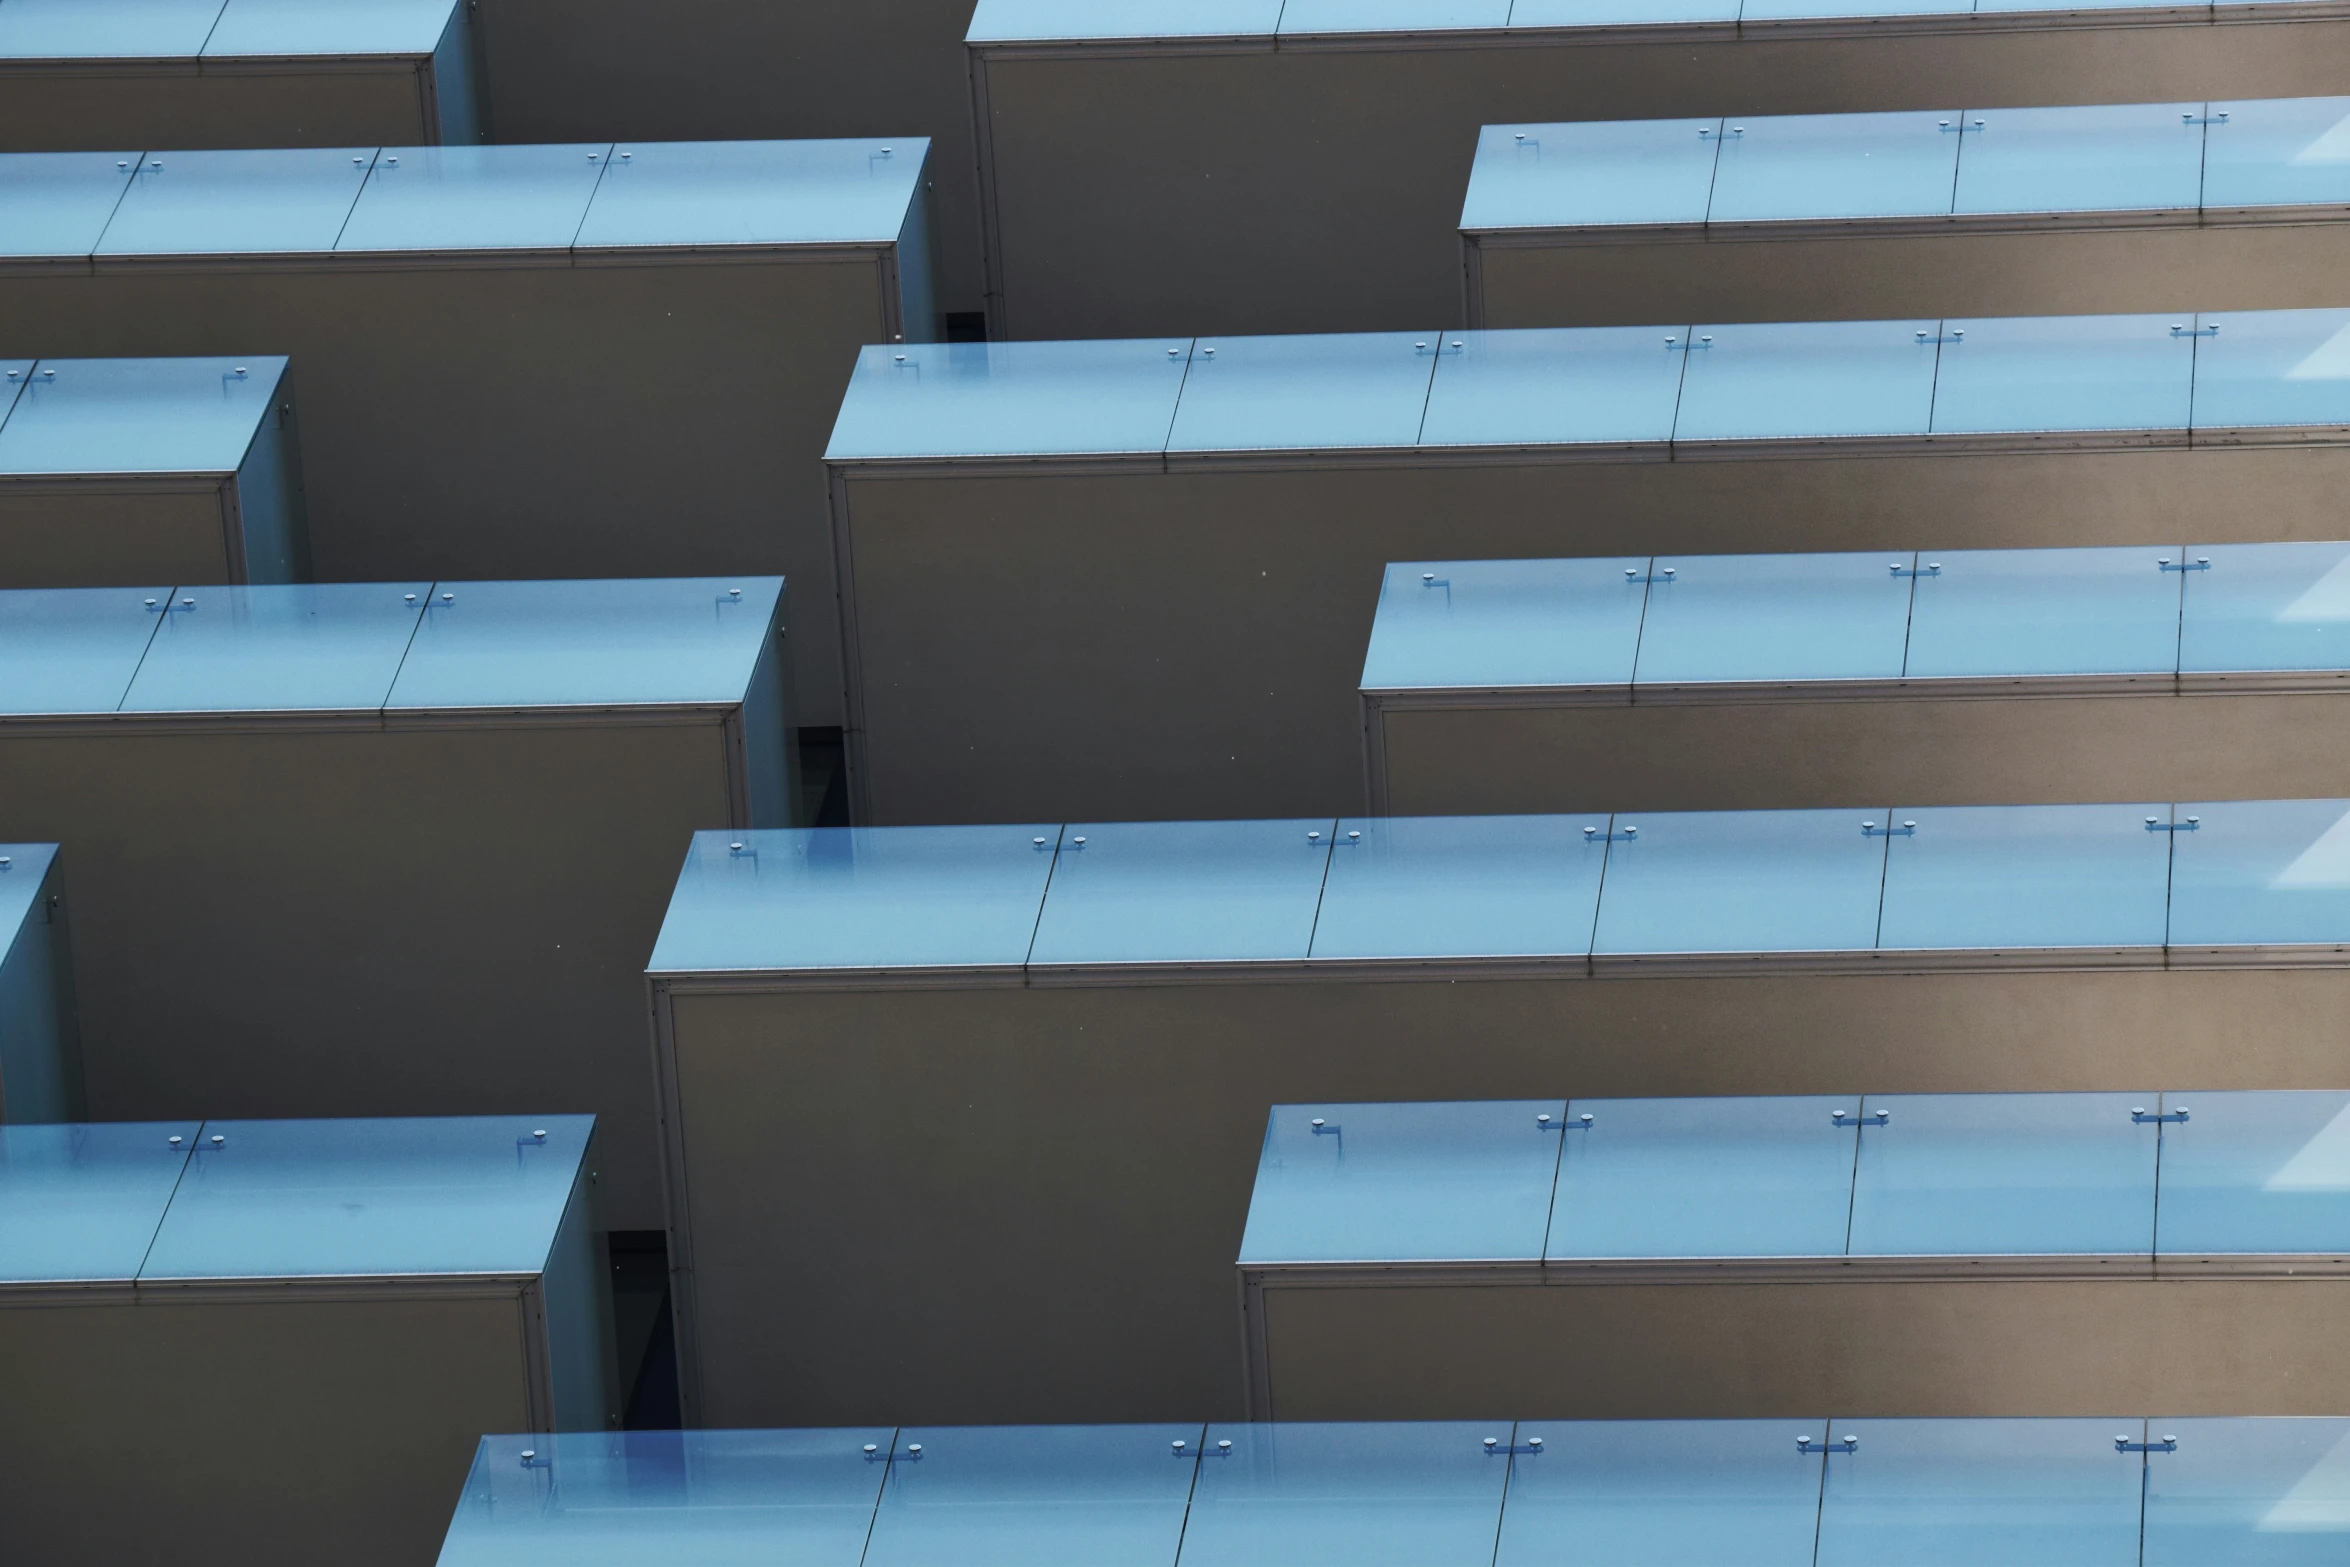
[0,0,223,57]
[1743,0,1967,24]
[1168,333,1438,453]
[576,139,924,248]
[825,340,1191,460]
[1497,1421,1826,1567]
[866,1424,1202,1567]
[966,0,1282,41]
[440,1429,893,1567]
[1546,1096,1857,1259]
[1816,1420,2145,1567]
[1360,558,1648,692]
[2201,99,2350,211]
[1419,327,1683,449]
[1632,552,1912,685]
[649,826,1057,973]
[0,586,168,715]
[1280,0,1512,30]
[2180,543,2350,674]
[0,1122,195,1283]
[1672,319,1937,441]
[1847,1093,2157,1257]
[1930,314,2193,434]
[119,583,428,713]
[1953,103,2205,216]
[1027,819,1332,965]
[138,1114,593,1281]
[1876,804,2170,952]
[1707,112,1960,223]
[202,0,456,54]
[336,143,606,252]
[1459,121,1717,231]
[2154,1091,2350,1256]
[1590,809,1888,957]
[2144,1417,2350,1567]
[1900,547,2184,678]
[96,147,374,256]
[1239,1101,1564,1264]
[0,152,139,258]
[0,357,284,476]
[384,576,777,709]
[1311,815,1605,960]
[0,842,56,944]
[2166,799,2350,950]
[1181,1423,1507,1567]
[1508,0,1738,20]
[2190,310,2350,432]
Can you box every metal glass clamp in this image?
[518,1449,551,1470]
[1420,573,1450,588]
[1537,1113,1594,1131]
[2158,557,2210,572]
[2144,817,2200,833]
[1862,821,1916,838]
[1173,1440,1233,1458]
[1583,825,1638,842]
[1663,336,1711,352]
[1915,330,1965,345]
[2182,112,2229,125]
[1799,1435,1859,1453]
[1309,1118,1339,1136]
[1889,563,1940,577]
[864,1443,923,1463]
[1484,1437,1545,1455]
[2170,324,2219,338]
[2117,1435,2178,1453]
[1698,126,1742,138]
[1625,567,1676,584]
[1938,119,1984,134]
[1413,340,1465,356]
[1832,1109,1889,1127]
[2131,1107,2189,1124]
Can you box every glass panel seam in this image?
[0,361,28,434]
[377,577,445,712]
[1535,1103,1571,1260]
[1585,813,1621,960]
[374,579,436,708]
[330,149,387,252]
[2184,310,2210,431]
[110,580,181,712]
[193,0,233,56]
[1021,825,1067,967]
[88,152,153,259]
[1302,821,1339,954]
[2164,539,2187,681]
[2160,803,2183,953]
[1408,344,1442,447]
[1697,118,1729,224]
[1622,559,1659,687]
[2150,1093,2177,1256]
[1945,112,1973,216]
[1488,1425,1520,1567]
[1922,318,1951,432]
[1663,323,1697,447]
[1838,1104,1865,1255]
[566,145,620,251]
[1160,341,1198,461]
[131,1120,202,1282]
[1170,1420,1211,1567]
[1867,809,1892,952]
[855,1426,902,1567]
[1894,550,1921,676]
[1806,1411,1830,1567]
[2192,101,2214,217]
